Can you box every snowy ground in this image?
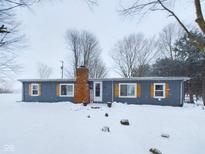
[0,94,205,154]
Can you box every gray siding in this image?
[22,79,184,106]
[92,80,182,106]
[23,81,75,102]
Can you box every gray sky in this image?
[13,0,197,89]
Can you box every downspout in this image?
[111,80,113,103]
[22,82,24,101]
[180,81,183,106]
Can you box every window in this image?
[31,84,40,96]
[60,84,74,97]
[119,83,136,98]
[154,83,165,98]
[95,83,101,97]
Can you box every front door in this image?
[93,82,102,102]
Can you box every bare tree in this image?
[65,30,81,77]
[134,36,158,76]
[0,51,19,80]
[0,0,95,81]
[65,30,107,78]
[0,0,39,46]
[0,80,13,93]
[89,57,107,78]
[0,23,23,81]
[37,63,52,79]
[85,0,98,6]
[158,23,183,60]
[0,0,43,82]
[120,0,205,53]
[112,33,158,77]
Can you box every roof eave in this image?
[18,77,191,82]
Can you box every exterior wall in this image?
[22,79,184,106]
[89,81,113,103]
[23,81,75,102]
[99,80,183,106]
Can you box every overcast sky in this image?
[12,0,197,89]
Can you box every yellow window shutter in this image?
[115,83,119,97]
[28,84,31,96]
[165,83,170,98]
[150,83,154,97]
[136,83,141,97]
[39,84,42,96]
[56,84,60,96]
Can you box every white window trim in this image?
[93,81,103,102]
[154,83,166,99]
[59,83,74,97]
[31,83,40,96]
[119,83,136,98]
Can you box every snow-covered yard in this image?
[0,93,205,154]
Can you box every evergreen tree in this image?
[152,32,205,105]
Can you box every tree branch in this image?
[157,0,205,51]
[195,0,205,34]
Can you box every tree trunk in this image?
[195,0,205,34]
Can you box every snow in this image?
[0,93,205,154]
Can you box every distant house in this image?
[19,66,189,106]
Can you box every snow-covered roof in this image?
[91,77,190,81]
[19,77,190,82]
[18,79,75,82]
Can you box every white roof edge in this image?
[91,77,190,81]
[18,79,76,82]
[18,77,190,82]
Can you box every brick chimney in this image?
[74,66,90,104]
